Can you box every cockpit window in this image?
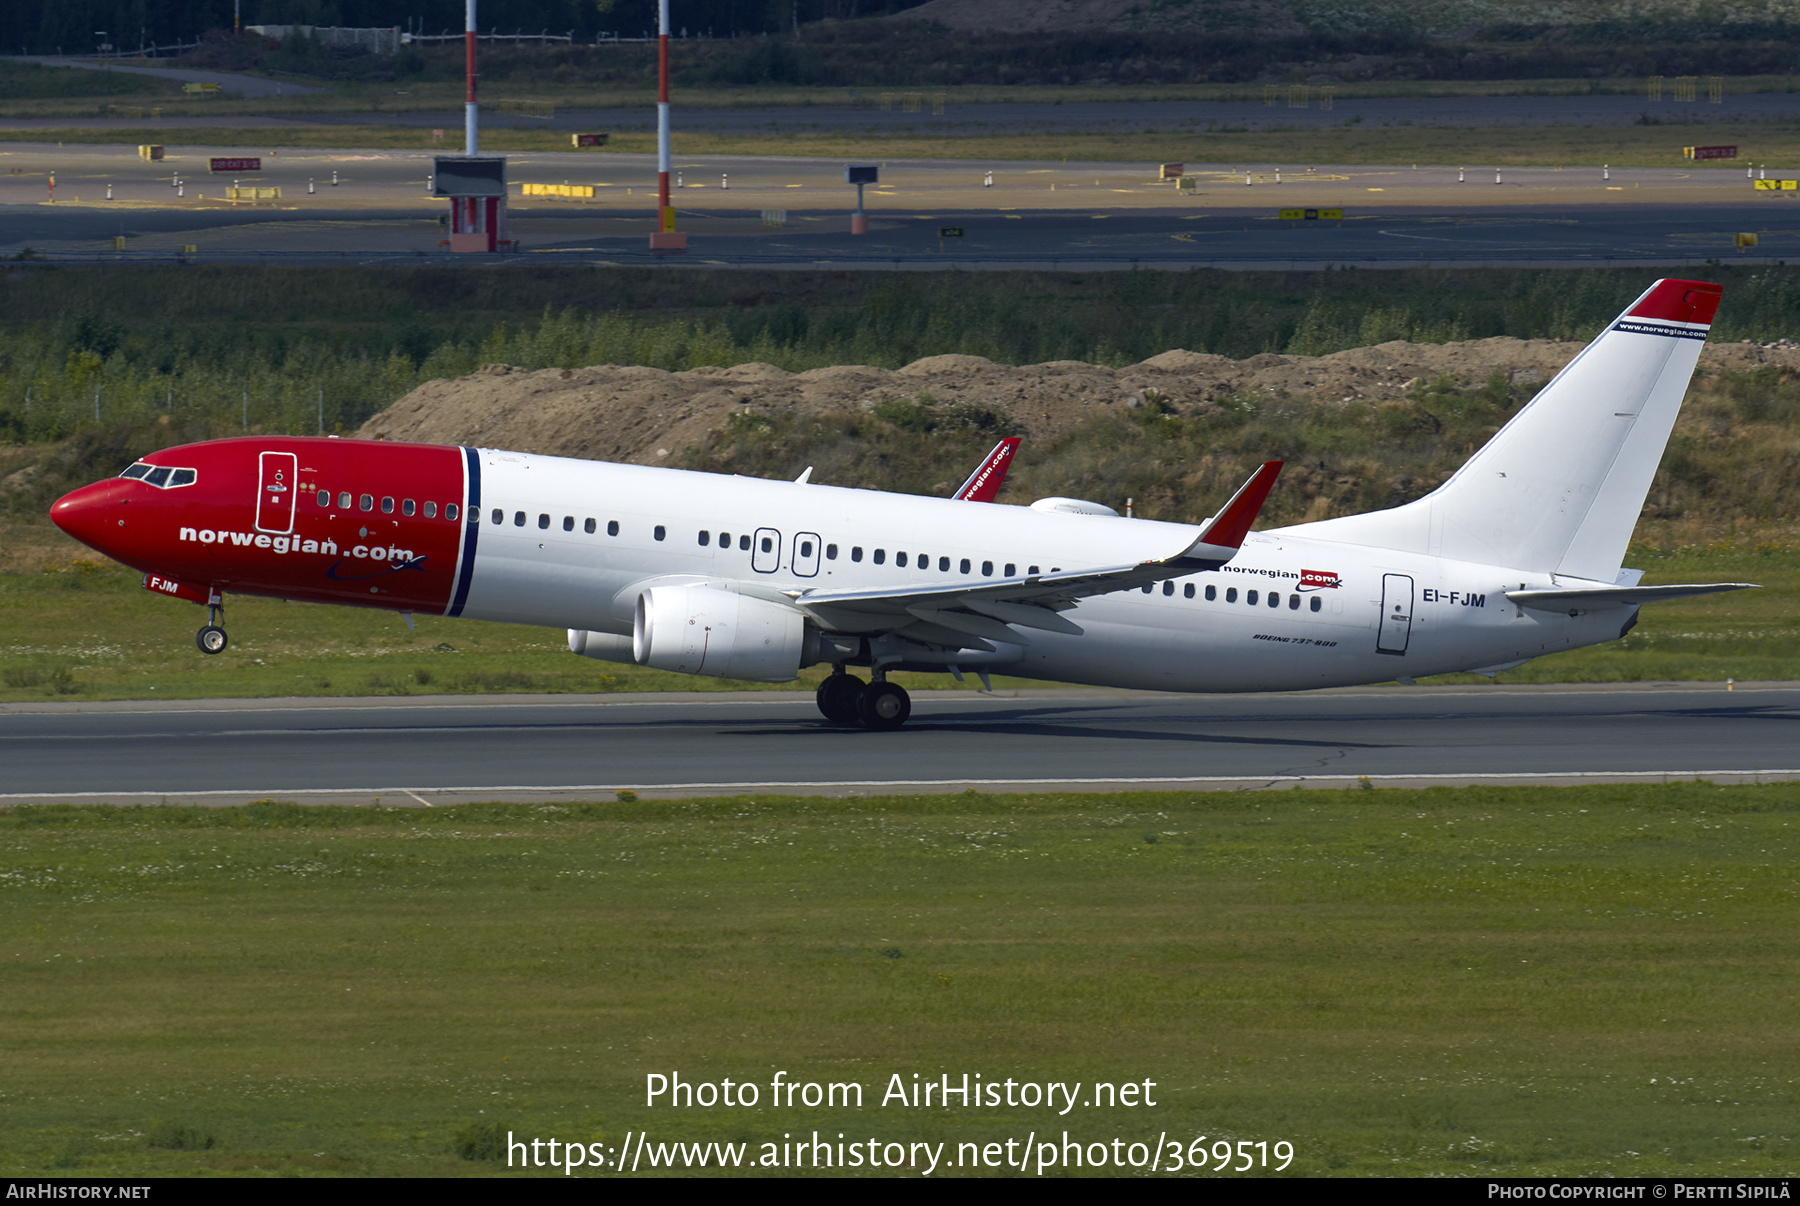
[121,462,197,489]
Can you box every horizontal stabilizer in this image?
[1506,582,1759,611]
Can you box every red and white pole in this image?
[657,0,671,230]
[464,0,478,156]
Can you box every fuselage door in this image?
[752,527,782,574]
[255,451,298,534]
[1377,573,1414,655]
[791,531,821,578]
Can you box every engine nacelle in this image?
[633,586,808,682]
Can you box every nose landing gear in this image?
[196,597,228,655]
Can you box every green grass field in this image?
[6,70,1799,121]
[12,120,1800,168]
[3,783,1796,1177]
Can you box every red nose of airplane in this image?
[51,478,135,558]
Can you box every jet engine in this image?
[633,586,811,682]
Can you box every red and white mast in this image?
[657,0,670,215]
[650,0,685,249]
[464,0,478,155]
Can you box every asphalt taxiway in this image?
[2,683,1795,806]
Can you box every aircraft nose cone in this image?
[51,479,132,556]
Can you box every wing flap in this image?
[906,604,1032,645]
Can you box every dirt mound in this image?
[357,338,1800,465]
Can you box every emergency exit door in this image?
[1377,573,1414,655]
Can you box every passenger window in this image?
[939,557,950,572]
[851,546,864,562]
[873,549,885,565]
[1310,596,1322,612]
[424,501,437,518]
[655,526,667,542]
[1005,563,1015,576]
[608,520,619,536]
[1141,584,1153,594]
[1184,583,1195,599]
[538,513,549,529]
[341,492,353,509]
[1205,584,1216,600]
[447,504,459,521]
[1028,565,1039,576]
[360,494,374,512]
[758,534,770,552]
[1226,588,1238,603]
[698,530,711,546]
[403,499,416,516]
[317,490,330,507]
[1248,590,1258,605]
[718,531,730,546]
[169,469,196,487]
[1269,593,1280,608]
[514,511,526,527]
[382,497,395,514]
[981,560,992,576]
[737,534,749,550]
[584,518,595,534]
[800,540,813,557]
[960,558,971,574]
[896,552,908,568]
[562,516,574,531]
[1163,582,1174,596]
[491,508,503,525]
[1289,594,1300,610]
[826,544,837,560]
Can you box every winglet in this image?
[1171,461,1283,564]
[952,437,1021,502]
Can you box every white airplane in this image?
[51,278,1755,729]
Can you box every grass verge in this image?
[2,782,1796,1177]
[8,122,1800,168]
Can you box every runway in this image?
[3,138,1796,266]
[2,683,1796,805]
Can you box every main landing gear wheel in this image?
[815,673,866,724]
[858,681,911,730]
[196,625,228,655]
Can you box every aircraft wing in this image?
[788,461,1282,646]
